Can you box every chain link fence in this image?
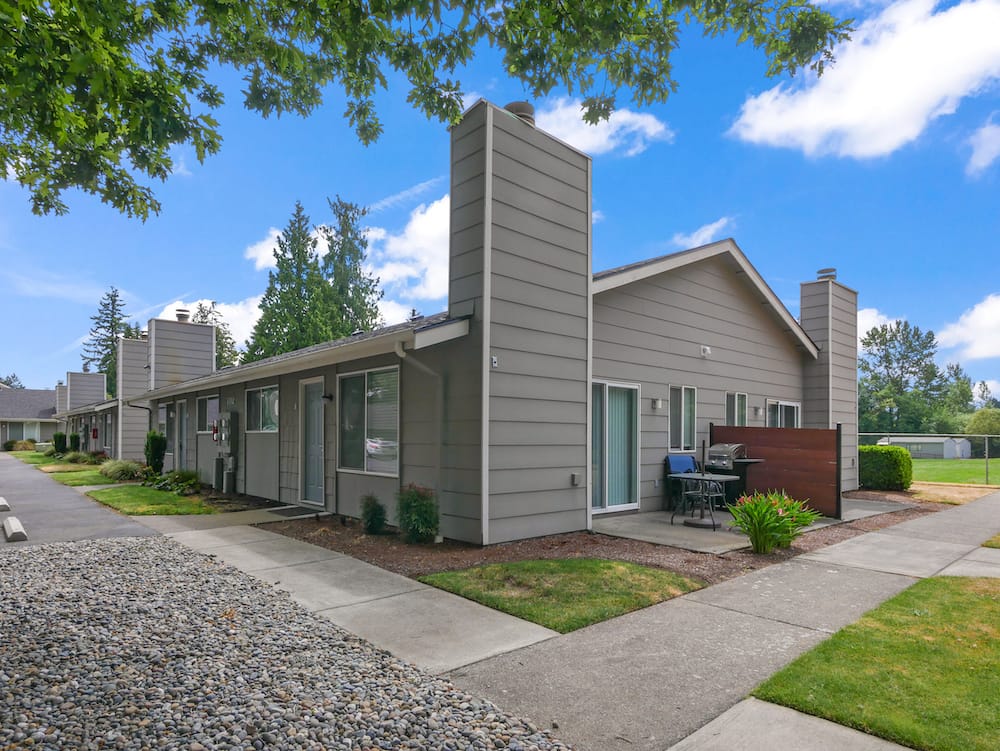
[860,433,999,485]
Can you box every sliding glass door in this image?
[592,382,639,511]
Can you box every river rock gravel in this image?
[0,536,570,750]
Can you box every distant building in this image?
[878,436,972,460]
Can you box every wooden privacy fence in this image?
[711,424,842,518]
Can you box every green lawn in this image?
[912,458,1000,485]
[49,470,116,487]
[87,486,217,515]
[11,450,61,466]
[419,558,702,633]
[754,577,1000,751]
[984,534,1000,549]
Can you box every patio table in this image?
[667,472,740,530]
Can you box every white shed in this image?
[877,436,972,459]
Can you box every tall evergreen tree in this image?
[244,202,336,362]
[0,373,25,388]
[193,301,240,368]
[320,196,383,339]
[81,286,129,397]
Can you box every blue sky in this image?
[2,0,999,397]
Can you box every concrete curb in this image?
[3,516,28,542]
[0,496,10,512]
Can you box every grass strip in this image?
[11,450,60,466]
[911,458,999,486]
[88,486,216,515]
[49,470,116,487]
[420,558,702,633]
[984,534,1000,549]
[754,577,1000,751]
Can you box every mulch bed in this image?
[259,492,953,586]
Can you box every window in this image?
[669,385,696,451]
[156,404,167,435]
[339,367,399,475]
[164,402,176,452]
[197,396,220,432]
[726,392,748,427]
[766,400,800,428]
[246,386,279,432]
[592,382,639,510]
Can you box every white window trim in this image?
[196,394,221,434]
[668,385,697,453]
[336,365,400,477]
[726,392,748,427]
[591,379,641,514]
[765,399,801,428]
[245,385,279,433]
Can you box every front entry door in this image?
[302,380,324,504]
[176,401,188,470]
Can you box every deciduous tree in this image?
[1,0,851,218]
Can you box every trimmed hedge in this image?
[144,431,167,475]
[53,432,67,453]
[859,445,912,490]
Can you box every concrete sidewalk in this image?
[139,513,557,674]
[449,491,1000,751]
[0,452,155,544]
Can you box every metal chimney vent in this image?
[175,308,191,322]
[504,101,535,126]
[816,268,837,281]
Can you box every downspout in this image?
[394,342,444,509]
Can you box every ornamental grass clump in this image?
[728,491,822,554]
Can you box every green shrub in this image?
[100,459,145,482]
[146,469,201,495]
[728,491,822,554]
[144,431,167,475]
[361,494,387,535]
[13,439,36,451]
[69,433,81,452]
[2,440,14,451]
[53,432,67,453]
[396,484,439,544]
[62,450,99,464]
[859,445,912,490]
[42,444,57,457]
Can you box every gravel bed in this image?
[0,536,570,751]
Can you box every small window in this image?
[339,367,399,475]
[197,396,220,432]
[156,404,167,435]
[164,403,176,451]
[726,392,748,427]
[669,385,696,451]
[246,386,279,432]
[766,400,800,428]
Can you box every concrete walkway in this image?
[450,491,1000,751]
[0,452,154,544]
[139,512,557,674]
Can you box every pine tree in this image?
[320,196,383,339]
[81,286,129,397]
[0,373,25,388]
[244,202,335,362]
[192,301,240,368]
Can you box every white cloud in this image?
[368,195,450,303]
[858,308,896,346]
[672,217,733,248]
[731,0,1000,159]
[967,116,1000,175]
[157,296,264,347]
[243,228,282,271]
[979,379,1000,404]
[938,293,1000,359]
[0,268,114,305]
[535,98,674,157]
[592,209,606,224]
[378,299,416,326]
[369,176,446,213]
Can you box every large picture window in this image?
[669,385,696,451]
[726,392,748,426]
[246,386,279,432]
[339,367,399,475]
[766,400,800,428]
[197,395,220,433]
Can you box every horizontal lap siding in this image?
[149,319,215,389]
[594,254,807,512]
[67,372,106,409]
[486,108,590,544]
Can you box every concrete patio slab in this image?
[593,510,750,553]
[800,532,975,578]
[449,597,827,751]
[164,524,290,551]
[685,559,915,633]
[667,698,907,751]
[254,555,424,610]
[202,536,342,571]
[328,586,558,675]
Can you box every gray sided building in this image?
[137,99,858,545]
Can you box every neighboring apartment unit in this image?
[0,388,59,445]
[134,99,858,545]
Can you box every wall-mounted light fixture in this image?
[652,398,663,410]
[321,393,334,403]
[700,345,712,358]
[752,405,762,418]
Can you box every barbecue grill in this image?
[705,443,746,471]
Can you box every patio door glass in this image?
[592,382,638,510]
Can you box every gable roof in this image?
[0,388,58,421]
[592,238,819,358]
